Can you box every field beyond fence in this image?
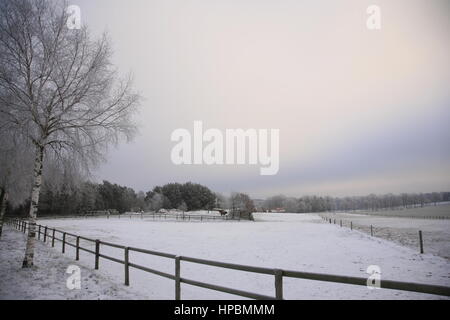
[320,210,450,260]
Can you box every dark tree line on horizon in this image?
[9,180,144,217]
[7,176,449,217]
[7,180,219,217]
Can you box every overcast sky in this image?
[71,0,450,198]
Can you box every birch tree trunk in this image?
[22,145,44,268]
[0,188,7,238]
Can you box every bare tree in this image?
[177,201,188,213]
[230,192,255,213]
[0,0,141,267]
[214,193,227,209]
[149,193,165,212]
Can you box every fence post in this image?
[175,256,181,300]
[44,226,48,242]
[340,220,342,227]
[76,236,80,261]
[62,232,66,253]
[95,239,100,269]
[52,229,55,247]
[38,225,41,240]
[371,225,373,236]
[419,230,424,254]
[274,269,283,300]
[124,247,129,286]
[350,222,353,230]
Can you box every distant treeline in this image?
[10,181,144,217]
[9,181,219,216]
[262,192,450,213]
[8,176,449,217]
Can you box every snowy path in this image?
[33,213,450,300]
[0,226,145,300]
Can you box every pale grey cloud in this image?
[72,0,450,196]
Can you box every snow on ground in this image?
[321,211,450,259]
[30,213,450,300]
[0,226,146,300]
[355,203,450,218]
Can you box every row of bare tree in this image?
[0,0,141,267]
[262,192,450,213]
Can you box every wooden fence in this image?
[32,212,240,222]
[320,215,429,254]
[6,218,450,299]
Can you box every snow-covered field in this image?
[11,212,446,300]
[322,209,450,259]
[355,203,450,218]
